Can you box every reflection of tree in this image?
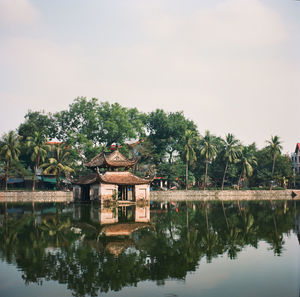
[226,227,242,259]
[267,202,285,255]
[39,216,71,247]
[241,213,258,248]
[0,201,298,296]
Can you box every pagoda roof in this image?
[101,222,152,236]
[84,149,137,169]
[105,240,134,257]
[99,171,152,185]
[73,171,152,186]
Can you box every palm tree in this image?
[26,132,50,191]
[237,145,257,188]
[266,136,282,190]
[41,143,74,189]
[183,130,197,190]
[199,131,218,190]
[0,131,21,191]
[266,136,282,176]
[221,134,241,190]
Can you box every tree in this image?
[266,136,282,177]
[146,109,198,186]
[18,110,57,140]
[0,131,21,191]
[41,143,74,189]
[26,132,50,191]
[183,130,197,190]
[221,134,241,190]
[237,144,257,188]
[199,131,218,190]
[266,136,283,189]
[55,97,146,148]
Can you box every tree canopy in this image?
[0,97,294,190]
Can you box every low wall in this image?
[150,190,300,201]
[1,190,299,203]
[0,191,73,203]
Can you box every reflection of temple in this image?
[97,204,150,225]
[73,149,152,202]
[96,204,151,256]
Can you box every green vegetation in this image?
[0,97,294,190]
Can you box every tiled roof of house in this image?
[296,143,300,153]
[84,149,137,169]
[99,171,152,185]
[73,173,98,185]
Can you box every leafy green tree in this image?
[146,109,198,186]
[26,132,50,191]
[221,134,241,190]
[18,110,57,140]
[199,131,218,190]
[0,131,21,191]
[55,97,146,149]
[41,143,74,189]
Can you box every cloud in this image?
[0,0,298,152]
[142,0,288,49]
[0,0,39,26]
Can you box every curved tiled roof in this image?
[100,171,152,185]
[101,223,152,236]
[72,173,98,185]
[73,171,152,185]
[84,149,137,168]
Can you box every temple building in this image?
[73,149,151,202]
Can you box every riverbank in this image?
[0,189,299,203]
[0,191,73,203]
[150,189,300,201]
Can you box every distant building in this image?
[291,143,300,174]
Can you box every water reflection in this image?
[0,200,299,297]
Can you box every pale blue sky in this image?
[0,0,299,152]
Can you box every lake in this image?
[0,200,299,297]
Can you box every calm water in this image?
[0,200,299,297]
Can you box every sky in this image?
[0,0,299,153]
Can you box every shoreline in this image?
[0,189,300,202]
[150,189,300,201]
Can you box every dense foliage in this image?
[0,97,295,190]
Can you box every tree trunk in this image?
[221,161,228,191]
[186,162,188,190]
[271,154,276,177]
[5,163,9,191]
[270,155,276,190]
[56,175,60,190]
[204,160,208,190]
[237,170,243,190]
[33,153,40,191]
[32,166,37,191]
[5,175,8,192]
